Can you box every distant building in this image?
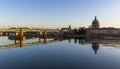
[87,28,120,36]
[91,16,100,28]
[87,16,120,37]
[69,25,71,30]
[60,25,72,33]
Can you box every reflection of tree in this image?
[78,39,85,45]
[74,38,77,44]
[69,39,71,43]
[73,38,86,44]
[92,42,100,55]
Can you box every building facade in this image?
[87,16,120,37]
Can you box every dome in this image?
[91,16,100,28]
[92,16,100,24]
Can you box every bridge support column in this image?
[39,32,42,42]
[20,39,24,47]
[20,28,25,37]
[19,28,26,39]
[19,28,26,47]
[43,30,47,44]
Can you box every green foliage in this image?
[74,27,86,35]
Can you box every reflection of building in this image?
[92,42,100,54]
[92,16,100,28]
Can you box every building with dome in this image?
[86,16,120,39]
[92,16,100,28]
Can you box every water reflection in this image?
[0,37,120,69]
[73,38,100,54]
[1,38,91,56]
[92,42,100,54]
[13,37,55,47]
[78,38,85,45]
[0,36,61,51]
[14,38,47,47]
[0,36,120,55]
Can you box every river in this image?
[0,36,120,69]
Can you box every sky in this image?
[0,0,120,28]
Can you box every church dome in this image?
[92,16,100,28]
[92,16,100,24]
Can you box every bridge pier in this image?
[19,28,26,40]
[39,32,42,42]
[20,28,24,36]
[43,30,47,44]
[14,28,26,46]
[20,39,24,47]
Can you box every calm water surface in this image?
[0,37,120,69]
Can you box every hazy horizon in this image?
[0,0,120,28]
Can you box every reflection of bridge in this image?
[0,38,60,50]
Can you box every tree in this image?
[78,27,86,35]
[74,28,78,34]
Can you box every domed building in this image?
[92,16,100,28]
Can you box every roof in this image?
[92,16,100,24]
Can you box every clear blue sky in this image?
[0,0,120,28]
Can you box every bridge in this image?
[0,28,61,43]
[0,27,61,50]
[0,28,59,36]
[0,28,59,32]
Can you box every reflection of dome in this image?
[92,16,100,28]
[92,42,100,54]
